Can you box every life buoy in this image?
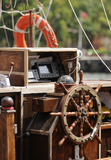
[14,13,58,48]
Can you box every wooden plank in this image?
[24,49,28,86]
[0,83,54,94]
[0,47,77,52]
[0,111,16,160]
[83,80,111,88]
[0,71,24,75]
[0,51,24,72]
[21,83,55,94]
[10,75,24,86]
[101,122,111,130]
[96,157,111,160]
[32,97,58,112]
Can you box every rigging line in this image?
[36,0,53,47]
[33,9,36,47]
[2,8,39,16]
[0,0,2,18]
[26,0,29,6]
[100,0,111,31]
[2,9,39,15]
[1,15,10,47]
[0,24,45,33]
[68,0,111,73]
[14,0,17,8]
[11,11,15,38]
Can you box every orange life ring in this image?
[14,13,58,48]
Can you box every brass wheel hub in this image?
[78,107,88,122]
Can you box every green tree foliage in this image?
[0,0,111,48]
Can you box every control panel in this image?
[29,61,65,83]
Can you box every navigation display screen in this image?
[38,64,53,74]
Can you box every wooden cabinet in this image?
[0,48,78,86]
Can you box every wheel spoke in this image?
[85,96,94,110]
[69,118,79,131]
[95,83,102,93]
[50,112,61,116]
[70,98,80,110]
[85,119,93,131]
[58,135,67,146]
[66,111,78,116]
[80,121,84,137]
[79,90,84,108]
[95,134,102,143]
[59,82,69,94]
[58,119,79,146]
[88,112,98,116]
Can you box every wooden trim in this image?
[24,49,28,86]
[48,134,52,160]
[0,47,77,52]
[96,157,111,160]
[0,71,24,75]
[101,122,111,130]
[30,129,49,135]
[0,112,16,160]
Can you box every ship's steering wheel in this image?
[51,70,109,157]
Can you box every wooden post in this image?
[0,109,16,160]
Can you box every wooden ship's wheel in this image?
[51,70,109,158]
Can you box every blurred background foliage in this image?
[0,0,111,49]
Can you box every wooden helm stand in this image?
[51,70,109,158]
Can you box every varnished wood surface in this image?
[101,128,111,158]
[101,122,111,130]
[32,97,59,112]
[0,47,77,52]
[0,51,24,72]
[96,157,111,160]
[0,83,55,94]
[0,111,15,160]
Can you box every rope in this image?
[38,2,54,47]
[14,0,17,8]
[0,24,45,34]
[1,2,53,47]
[36,0,53,47]
[62,56,78,64]
[68,0,111,73]
[100,0,111,31]
[33,8,36,47]
[26,0,29,6]
[2,7,39,15]
[0,0,2,17]
[1,15,10,47]
[11,11,15,38]
[69,66,77,76]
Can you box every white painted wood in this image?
[0,82,55,94]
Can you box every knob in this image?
[1,96,14,110]
[10,62,14,67]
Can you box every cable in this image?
[69,66,77,76]
[68,0,111,73]
[62,56,78,64]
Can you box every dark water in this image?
[78,72,111,80]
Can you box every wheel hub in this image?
[78,107,88,122]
